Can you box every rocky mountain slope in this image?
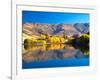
[23,23,89,37]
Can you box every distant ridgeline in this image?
[22,23,89,45]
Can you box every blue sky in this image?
[22,11,89,24]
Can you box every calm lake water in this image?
[22,44,89,69]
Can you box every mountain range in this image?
[22,23,89,37]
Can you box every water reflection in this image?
[22,44,89,63]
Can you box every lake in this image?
[22,44,89,69]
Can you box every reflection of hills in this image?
[22,44,85,62]
[23,23,89,37]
